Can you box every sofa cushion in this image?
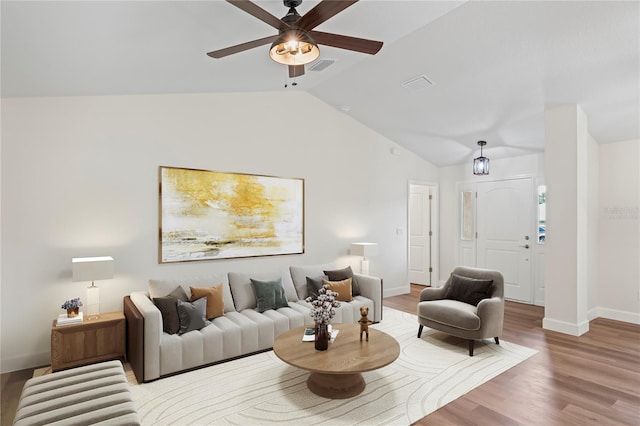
[290,263,335,299]
[190,285,225,320]
[177,298,209,335]
[229,272,287,311]
[250,278,289,313]
[149,275,236,313]
[445,274,494,306]
[324,266,360,296]
[323,278,353,302]
[306,275,327,300]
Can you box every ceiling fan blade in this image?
[297,0,358,31]
[310,31,383,55]
[207,35,277,58]
[289,65,305,78]
[226,0,289,30]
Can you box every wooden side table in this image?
[51,311,126,372]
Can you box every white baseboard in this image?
[542,317,590,336]
[1,351,49,374]
[384,286,410,297]
[589,307,640,324]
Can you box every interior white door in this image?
[477,178,533,302]
[409,184,432,285]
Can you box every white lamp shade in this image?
[350,243,379,258]
[72,256,114,282]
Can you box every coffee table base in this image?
[307,372,366,399]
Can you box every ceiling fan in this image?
[207,0,383,78]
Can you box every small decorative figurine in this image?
[358,306,373,341]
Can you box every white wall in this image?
[0,92,438,372]
[438,153,545,296]
[596,139,640,323]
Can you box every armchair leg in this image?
[468,340,475,356]
[495,337,500,345]
[417,325,424,338]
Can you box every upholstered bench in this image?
[13,360,140,426]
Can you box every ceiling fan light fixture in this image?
[269,29,319,66]
[473,141,490,175]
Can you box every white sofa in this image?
[124,264,383,382]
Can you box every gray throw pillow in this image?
[176,297,209,335]
[324,266,360,296]
[445,274,494,306]
[153,286,189,335]
[306,275,328,300]
[250,278,289,313]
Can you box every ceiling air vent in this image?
[401,74,435,91]
[308,59,335,72]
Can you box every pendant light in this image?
[473,141,490,175]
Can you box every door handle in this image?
[519,244,530,249]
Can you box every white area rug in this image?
[130,307,536,425]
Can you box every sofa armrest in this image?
[123,296,144,383]
[130,291,162,382]
[419,286,448,302]
[477,297,505,337]
[354,273,383,322]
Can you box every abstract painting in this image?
[159,166,304,263]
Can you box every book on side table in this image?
[56,312,83,326]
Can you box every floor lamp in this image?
[72,256,114,320]
[350,242,378,275]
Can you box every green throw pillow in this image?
[306,275,328,300]
[250,278,289,313]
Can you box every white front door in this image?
[409,184,434,285]
[477,178,533,302]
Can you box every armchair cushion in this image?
[417,299,481,330]
[445,274,493,306]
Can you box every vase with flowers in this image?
[305,285,341,351]
[61,298,83,317]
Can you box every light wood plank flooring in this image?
[2,285,639,425]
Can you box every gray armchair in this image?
[417,266,504,356]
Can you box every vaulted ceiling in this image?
[2,1,638,166]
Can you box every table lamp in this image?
[350,242,378,275]
[72,256,114,319]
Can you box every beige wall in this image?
[0,92,438,372]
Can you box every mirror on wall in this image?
[461,191,474,240]
[537,185,546,244]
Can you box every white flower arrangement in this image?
[306,285,341,324]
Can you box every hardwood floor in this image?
[390,285,640,426]
[2,286,639,425]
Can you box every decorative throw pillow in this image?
[306,275,328,300]
[190,284,225,320]
[152,286,189,335]
[324,266,360,296]
[323,278,353,302]
[445,274,494,306]
[250,278,289,313]
[176,298,209,335]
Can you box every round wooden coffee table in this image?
[273,323,400,399]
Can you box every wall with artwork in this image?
[0,91,438,372]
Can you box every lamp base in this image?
[86,285,100,320]
[360,259,370,276]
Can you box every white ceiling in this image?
[2,1,638,167]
